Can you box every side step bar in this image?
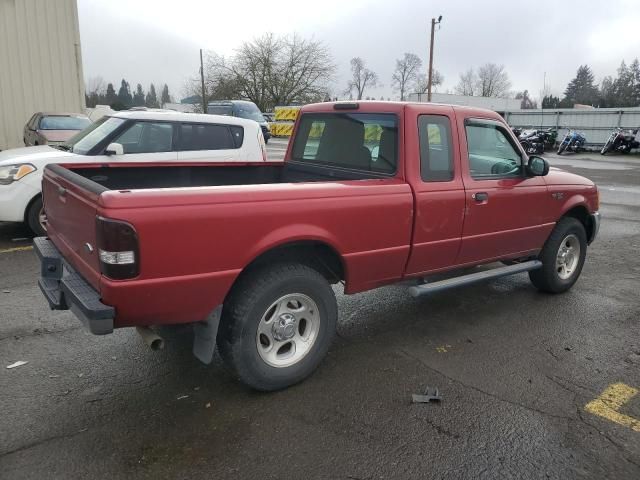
[408,260,542,298]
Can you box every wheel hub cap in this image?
[556,234,580,280]
[255,293,321,368]
[272,313,297,341]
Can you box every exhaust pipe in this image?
[135,326,165,351]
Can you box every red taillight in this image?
[96,216,139,280]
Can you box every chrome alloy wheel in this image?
[556,234,580,280]
[256,293,321,368]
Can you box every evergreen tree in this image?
[117,79,132,107]
[541,95,560,108]
[105,83,117,105]
[562,65,598,106]
[160,84,171,106]
[630,59,640,106]
[133,84,145,106]
[145,83,158,108]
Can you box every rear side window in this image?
[418,115,454,182]
[291,113,398,174]
[179,123,236,151]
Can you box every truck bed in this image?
[63,161,391,191]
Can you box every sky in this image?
[77,0,640,102]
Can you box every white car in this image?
[0,110,269,235]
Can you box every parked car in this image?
[34,101,600,391]
[23,113,91,147]
[207,100,271,143]
[0,110,268,235]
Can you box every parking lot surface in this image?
[1,148,639,479]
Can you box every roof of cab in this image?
[109,109,260,127]
[301,100,503,120]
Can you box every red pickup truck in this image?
[35,101,600,391]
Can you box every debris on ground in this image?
[205,402,211,408]
[412,386,442,404]
[6,360,28,369]
[2,290,10,293]
[177,395,189,400]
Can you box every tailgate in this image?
[42,164,106,291]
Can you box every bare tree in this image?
[228,33,334,110]
[415,71,443,95]
[454,69,476,96]
[476,63,511,98]
[391,53,422,101]
[86,76,105,96]
[345,57,378,100]
[185,34,334,111]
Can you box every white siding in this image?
[0,0,85,150]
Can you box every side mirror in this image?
[105,142,124,156]
[527,155,549,176]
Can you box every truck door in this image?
[457,117,551,264]
[405,111,466,275]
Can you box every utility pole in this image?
[427,15,442,102]
[200,49,207,114]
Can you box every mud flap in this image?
[193,305,222,364]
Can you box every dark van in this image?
[207,100,271,142]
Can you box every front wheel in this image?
[529,217,587,293]
[26,196,46,236]
[601,140,612,155]
[217,263,337,391]
[557,143,566,155]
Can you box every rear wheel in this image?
[529,217,587,293]
[26,196,46,236]
[217,263,337,391]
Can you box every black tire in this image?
[529,217,587,293]
[557,143,566,155]
[217,263,337,391]
[26,196,46,236]
[601,140,612,155]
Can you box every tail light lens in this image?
[96,216,139,279]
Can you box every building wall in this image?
[504,108,640,146]
[0,0,85,150]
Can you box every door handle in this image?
[57,186,67,196]
[472,192,488,202]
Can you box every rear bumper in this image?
[588,211,601,245]
[34,236,114,335]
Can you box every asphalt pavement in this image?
[0,148,639,479]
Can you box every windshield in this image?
[207,105,233,116]
[39,116,91,130]
[233,103,265,122]
[65,117,126,155]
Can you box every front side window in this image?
[179,123,236,151]
[114,121,173,154]
[419,115,454,182]
[291,113,398,174]
[465,121,522,179]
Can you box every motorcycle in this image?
[600,128,639,155]
[557,130,586,155]
[519,128,557,155]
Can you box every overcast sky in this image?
[78,0,640,102]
